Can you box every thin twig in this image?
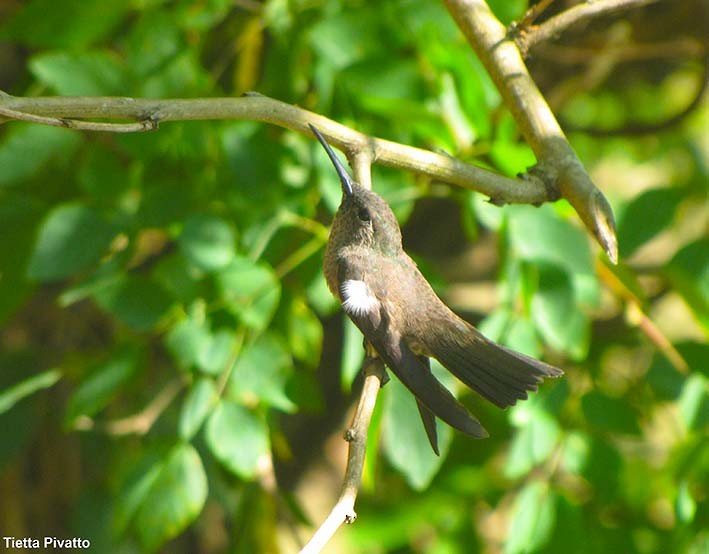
[0,93,554,205]
[596,261,689,374]
[0,105,157,133]
[516,0,558,30]
[516,0,662,56]
[443,0,618,263]
[300,357,386,554]
[73,376,187,435]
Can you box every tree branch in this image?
[72,376,187,436]
[0,92,556,206]
[515,0,663,56]
[300,357,386,554]
[0,105,157,133]
[443,0,618,263]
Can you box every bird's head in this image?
[310,124,402,257]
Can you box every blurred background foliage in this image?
[0,0,707,552]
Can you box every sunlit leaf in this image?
[341,317,366,391]
[178,377,216,440]
[287,297,323,367]
[216,256,281,332]
[531,264,590,360]
[505,405,561,478]
[29,51,127,95]
[505,480,556,554]
[382,361,453,490]
[679,374,709,432]
[205,400,270,479]
[228,333,295,412]
[180,214,236,272]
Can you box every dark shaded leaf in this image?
[0,126,81,188]
[582,391,641,435]
[135,443,208,551]
[617,187,683,258]
[27,203,115,282]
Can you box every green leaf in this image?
[113,449,165,536]
[94,276,174,331]
[508,205,595,278]
[228,334,295,412]
[645,341,709,400]
[676,480,696,524]
[505,481,556,554]
[560,431,591,475]
[1,0,130,48]
[581,391,641,435]
[135,443,208,551]
[165,315,212,371]
[0,369,61,415]
[341,317,365,391]
[124,9,184,76]
[287,298,323,367]
[665,239,709,332]
[531,264,590,360]
[27,203,115,282]
[178,378,216,440]
[0,126,81,188]
[153,253,204,303]
[29,51,127,95]
[196,329,235,376]
[205,400,270,479]
[78,145,133,201]
[505,405,562,478]
[64,349,140,428]
[216,256,281,332]
[679,374,709,432]
[617,187,683,258]
[179,214,236,272]
[382,361,453,490]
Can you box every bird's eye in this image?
[357,207,371,222]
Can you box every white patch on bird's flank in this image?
[341,279,379,317]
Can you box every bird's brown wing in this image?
[337,255,487,439]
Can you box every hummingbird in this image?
[311,124,563,455]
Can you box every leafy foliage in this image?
[0,0,707,553]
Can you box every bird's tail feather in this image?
[432,325,563,409]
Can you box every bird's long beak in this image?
[309,124,354,197]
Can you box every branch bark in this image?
[515,0,663,56]
[443,0,618,263]
[300,357,386,554]
[0,92,552,205]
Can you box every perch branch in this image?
[515,0,663,56]
[300,357,386,554]
[443,0,618,263]
[0,92,554,206]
